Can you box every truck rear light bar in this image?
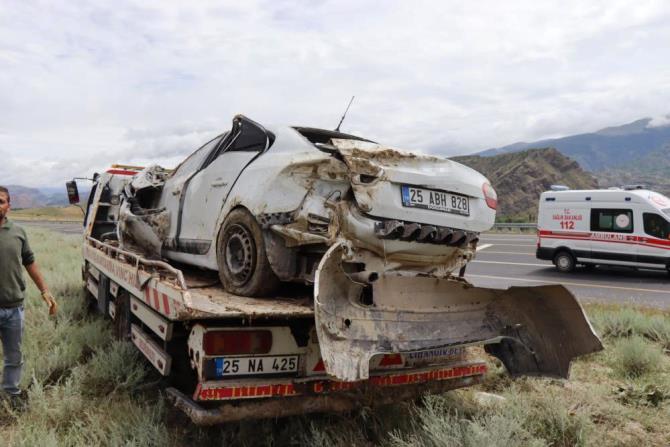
[203,330,273,355]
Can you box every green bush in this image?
[609,336,665,378]
[590,306,670,349]
[390,388,590,447]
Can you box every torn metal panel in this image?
[117,200,171,260]
[128,165,171,192]
[315,242,603,382]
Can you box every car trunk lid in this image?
[331,139,492,231]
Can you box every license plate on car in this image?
[214,355,299,377]
[401,185,469,216]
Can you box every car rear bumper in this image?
[536,246,555,260]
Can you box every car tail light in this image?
[203,330,272,355]
[482,183,497,210]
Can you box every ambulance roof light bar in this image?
[550,185,570,191]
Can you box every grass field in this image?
[10,206,83,222]
[0,228,668,446]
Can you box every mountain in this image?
[452,148,598,220]
[4,185,77,209]
[595,145,670,196]
[480,118,670,172]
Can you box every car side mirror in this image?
[66,180,80,204]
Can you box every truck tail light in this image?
[482,183,497,210]
[203,330,272,355]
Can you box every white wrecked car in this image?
[115,115,601,381]
[121,115,496,294]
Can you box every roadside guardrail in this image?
[492,223,537,230]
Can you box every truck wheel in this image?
[554,251,575,273]
[217,208,280,297]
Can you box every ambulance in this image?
[536,187,670,274]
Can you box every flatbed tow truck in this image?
[68,163,602,425]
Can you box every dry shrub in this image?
[390,387,590,447]
[590,306,670,349]
[609,336,665,378]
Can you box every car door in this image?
[177,117,271,254]
[159,136,223,246]
[639,212,670,268]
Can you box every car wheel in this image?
[217,208,280,297]
[554,251,575,273]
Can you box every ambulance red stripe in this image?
[539,230,670,249]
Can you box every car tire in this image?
[217,208,280,297]
[554,251,576,273]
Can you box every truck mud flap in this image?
[314,242,603,382]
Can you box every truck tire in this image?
[217,208,280,297]
[554,251,575,273]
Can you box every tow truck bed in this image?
[84,237,313,321]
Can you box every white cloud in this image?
[648,114,670,128]
[1,0,669,186]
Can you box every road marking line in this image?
[482,233,535,236]
[472,260,550,267]
[466,274,670,295]
[476,244,493,252]
[480,238,536,241]
[480,244,537,247]
[479,237,537,244]
[479,251,535,256]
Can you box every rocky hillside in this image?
[596,145,670,196]
[452,148,598,220]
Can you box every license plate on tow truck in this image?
[401,185,469,216]
[214,355,298,377]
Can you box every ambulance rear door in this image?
[542,204,591,260]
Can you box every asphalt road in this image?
[19,221,670,309]
[469,233,670,309]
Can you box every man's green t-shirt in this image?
[0,219,35,307]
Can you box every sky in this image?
[1,0,669,187]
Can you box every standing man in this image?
[0,186,57,398]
